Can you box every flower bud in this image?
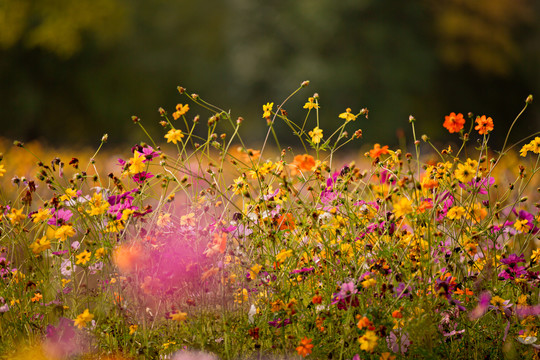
[131,116,140,123]
[526,94,533,104]
[158,107,166,116]
[13,140,24,147]
[177,86,186,94]
[101,134,108,143]
[408,115,415,123]
[301,80,310,88]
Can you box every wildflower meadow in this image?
[1,81,540,359]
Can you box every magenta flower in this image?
[47,208,73,226]
[469,291,491,320]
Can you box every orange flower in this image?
[296,337,314,357]
[203,232,227,257]
[369,144,389,159]
[391,310,403,319]
[291,154,316,172]
[312,294,322,304]
[443,112,465,133]
[417,200,433,213]
[113,243,146,273]
[475,115,494,135]
[356,316,374,330]
[277,213,295,231]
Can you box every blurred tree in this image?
[0,0,129,57]
[430,0,532,76]
[0,0,537,149]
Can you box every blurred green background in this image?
[1,0,538,149]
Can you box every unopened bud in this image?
[301,80,310,88]
[193,115,200,123]
[421,134,429,142]
[220,133,226,140]
[158,107,166,116]
[313,93,319,99]
[414,140,420,145]
[236,117,243,125]
[101,134,108,143]
[526,94,533,104]
[131,116,140,123]
[159,121,167,127]
[191,93,199,100]
[520,196,528,202]
[13,140,24,147]
[408,115,415,123]
[177,86,185,94]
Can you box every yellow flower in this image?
[30,236,51,254]
[87,192,109,216]
[532,249,540,263]
[262,102,274,118]
[170,311,188,322]
[129,324,138,335]
[519,137,540,157]
[0,164,5,177]
[361,276,377,288]
[173,103,189,120]
[234,288,249,304]
[157,212,172,228]
[32,208,52,223]
[275,249,293,262]
[358,330,378,352]
[128,151,146,175]
[60,188,77,202]
[309,127,323,144]
[74,309,94,329]
[180,212,196,227]
[7,207,26,225]
[454,162,476,183]
[75,250,92,265]
[393,197,412,218]
[162,341,176,350]
[514,219,530,233]
[55,225,76,241]
[232,177,248,195]
[164,129,185,144]
[446,206,466,220]
[339,108,357,121]
[303,97,319,110]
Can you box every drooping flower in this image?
[339,108,357,122]
[443,112,465,133]
[172,103,189,120]
[475,115,494,135]
[262,102,274,119]
[309,127,323,144]
[304,97,319,110]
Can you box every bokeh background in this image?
[1,0,539,150]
